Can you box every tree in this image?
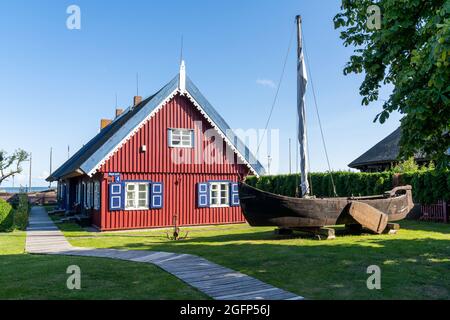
[0,149,29,186]
[334,0,449,168]
[391,156,419,173]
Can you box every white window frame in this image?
[125,182,149,210]
[93,181,100,210]
[86,182,92,209]
[168,128,194,148]
[82,182,86,207]
[76,182,81,204]
[209,182,230,208]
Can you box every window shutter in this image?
[197,182,209,208]
[150,182,163,209]
[191,130,195,148]
[230,182,240,207]
[109,182,123,211]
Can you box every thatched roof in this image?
[349,127,403,169]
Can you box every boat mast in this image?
[296,15,310,197]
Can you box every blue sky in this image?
[0,0,401,188]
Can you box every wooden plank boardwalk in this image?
[26,207,303,300]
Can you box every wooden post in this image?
[28,153,32,193]
[443,200,448,223]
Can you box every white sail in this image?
[296,15,310,197]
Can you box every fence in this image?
[420,200,448,223]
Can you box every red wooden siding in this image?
[93,93,251,231]
[98,173,245,231]
[99,94,249,176]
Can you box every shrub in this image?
[13,194,29,230]
[0,198,14,232]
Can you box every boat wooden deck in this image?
[26,206,303,300]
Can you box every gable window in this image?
[125,182,149,210]
[93,181,100,210]
[210,182,229,207]
[168,128,194,148]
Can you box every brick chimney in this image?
[115,108,124,118]
[133,96,142,107]
[100,119,112,130]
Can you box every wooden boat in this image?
[239,16,414,235]
[239,182,414,234]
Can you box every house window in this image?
[82,182,86,207]
[209,182,229,207]
[125,182,149,210]
[86,182,92,209]
[76,183,81,204]
[93,181,100,210]
[169,128,194,148]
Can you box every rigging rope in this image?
[256,23,296,155]
[303,38,337,197]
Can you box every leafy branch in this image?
[0,149,30,186]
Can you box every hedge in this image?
[12,194,30,230]
[0,194,30,232]
[0,198,14,232]
[245,170,449,204]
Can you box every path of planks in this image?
[26,206,303,300]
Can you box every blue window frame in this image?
[197,181,240,208]
[197,182,209,208]
[150,182,163,209]
[109,182,124,211]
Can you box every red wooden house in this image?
[47,63,265,231]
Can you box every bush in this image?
[246,169,449,204]
[13,194,29,230]
[0,198,14,232]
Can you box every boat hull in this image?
[238,183,414,229]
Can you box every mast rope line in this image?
[256,22,296,156]
[302,37,337,197]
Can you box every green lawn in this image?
[55,220,450,300]
[0,231,207,299]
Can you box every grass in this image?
[0,231,207,299]
[42,204,56,212]
[54,220,450,300]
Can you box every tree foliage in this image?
[0,149,29,186]
[334,0,449,168]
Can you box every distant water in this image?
[0,187,55,194]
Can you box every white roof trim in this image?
[85,88,259,178]
[182,91,259,177]
[86,88,179,177]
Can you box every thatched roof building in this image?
[348,127,428,172]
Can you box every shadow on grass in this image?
[121,237,450,299]
[0,253,207,300]
[65,221,448,300]
[53,219,450,299]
